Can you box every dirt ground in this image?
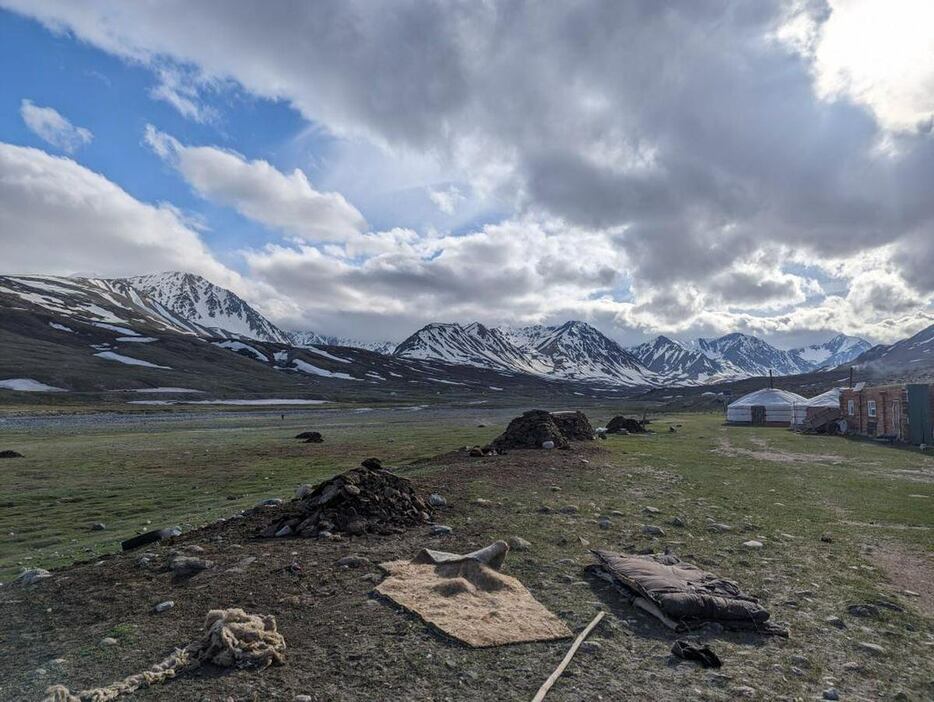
[2,418,933,701]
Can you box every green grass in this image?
[0,410,502,579]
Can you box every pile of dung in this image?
[488,410,570,451]
[606,415,647,434]
[549,411,595,440]
[260,459,432,538]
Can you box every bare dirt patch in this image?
[868,543,934,617]
[714,436,845,465]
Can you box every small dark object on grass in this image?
[361,457,382,470]
[671,639,722,668]
[295,431,323,443]
[121,526,181,551]
[0,450,23,459]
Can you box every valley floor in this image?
[0,409,932,700]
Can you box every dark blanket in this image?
[590,550,787,636]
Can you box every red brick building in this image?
[839,383,934,444]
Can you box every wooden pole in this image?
[531,611,605,702]
[769,369,773,389]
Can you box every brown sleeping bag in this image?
[591,550,784,633]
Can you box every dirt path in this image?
[869,543,934,617]
[713,435,845,464]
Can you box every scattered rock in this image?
[361,457,383,470]
[91,522,106,531]
[856,641,885,656]
[336,555,371,569]
[295,484,314,499]
[0,450,23,459]
[508,536,531,551]
[824,616,846,629]
[294,696,312,702]
[542,440,556,449]
[742,540,764,549]
[707,523,732,533]
[580,641,601,653]
[10,568,51,587]
[847,603,880,618]
[597,517,612,530]
[823,688,840,700]
[256,498,283,508]
[669,516,686,527]
[642,525,666,537]
[790,655,810,669]
[153,600,174,613]
[100,637,118,647]
[431,525,453,536]
[559,505,580,514]
[731,686,757,698]
[643,506,660,514]
[169,556,212,577]
[468,447,483,457]
[428,493,447,508]
[842,661,863,672]
[295,431,323,442]
[821,531,833,543]
[275,525,293,538]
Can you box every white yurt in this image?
[726,388,807,426]
[791,387,843,426]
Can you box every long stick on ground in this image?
[531,610,605,702]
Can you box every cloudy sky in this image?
[1,1,933,347]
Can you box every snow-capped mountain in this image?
[394,322,539,373]
[789,334,871,370]
[691,332,811,377]
[510,321,655,385]
[396,320,658,386]
[628,335,739,384]
[287,330,395,355]
[850,323,934,375]
[126,272,289,343]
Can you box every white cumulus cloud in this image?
[19,99,93,152]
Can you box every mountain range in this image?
[0,271,898,393]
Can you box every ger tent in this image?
[792,388,842,431]
[791,388,842,426]
[726,388,806,426]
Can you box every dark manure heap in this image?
[260,458,432,538]
[606,415,647,434]
[488,409,574,450]
[549,411,595,440]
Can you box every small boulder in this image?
[430,525,453,536]
[856,641,885,656]
[11,568,51,587]
[361,457,383,470]
[820,531,833,543]
[295,431,323,443]
[742,540,764,549]
[428,493,447,508]
[847,603,880,618]
[99,637,118,647]
[153,601,174,613]
[91,522,106,531]
[507,536,531,551]
[337,555,371,569]
[256,498,283,508]
[668,516,687,528]
[295,484,314,499]
[169,556,212,577]
[642,525,666,537]
[823,689,840,701]
[542,440,555,449]
[468,447,483,457]
[0,450,23,459]
[597,517,612,530]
